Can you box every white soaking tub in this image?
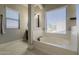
[33,35,77,55]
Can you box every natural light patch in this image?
[6,7,19,29]
[45,6,67,34]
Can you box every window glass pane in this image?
[76,5,79,26]
[6,7,19,29]
[6,7,19,20]
[6,19,18,28]
[46,6,66,34]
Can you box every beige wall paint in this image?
[0,4,28,43]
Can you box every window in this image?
[6,7,20,29]
[76,5,79,26]
[45,6,66,34]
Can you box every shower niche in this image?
[32,5,44,41]
[33,5,42,29]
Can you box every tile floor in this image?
[0,39,46,55]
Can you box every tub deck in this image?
[33,39,77,55]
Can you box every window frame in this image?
[5,7,20,29]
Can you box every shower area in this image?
[30,4,78,55]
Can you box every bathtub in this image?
[33,36,77,55]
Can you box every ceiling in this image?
[43,4,67,11]
[21,4,28,7]
[21,4,67,11]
